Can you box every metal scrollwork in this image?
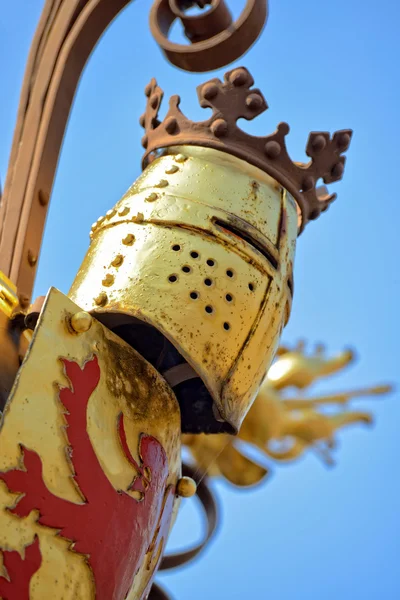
[150,0,268,72]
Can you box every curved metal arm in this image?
[0,0,267,307]
[0,0,134,307]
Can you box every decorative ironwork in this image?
[0,0,262,308]
[149,0,268,72]
[141,67,352,232]
[0,3,388,600]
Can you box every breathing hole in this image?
[248,283,255,291]
[223,322,231,331]
[191,251,199,259]
[172,244,181,251]
[190,291,199,300]
[207,259,215,267]
[182,265,191,273]
[226,269,234,278]
[205,305,214,314]
[168,275,178,283]
[226,294,233,302]
[204,278,213,287]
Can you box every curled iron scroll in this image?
[159,462,218,570]
[149,463,219,599]
[150,0,268,72]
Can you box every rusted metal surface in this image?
[149,0,268,72]
[0,0,265,308]
[141,67,353,232]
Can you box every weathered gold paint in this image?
[0,270,27,408]
[70,310,93,333]
[183,344,392,486]
[0,288,181,599]
[176,476,197,498]
[69,146,298,432]
[0,271,18,318]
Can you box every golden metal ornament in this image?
[0,270,31,409]
[0,288,182,599]
[0,271,18,319]
[183,343,392,486]
[69,145,298,434]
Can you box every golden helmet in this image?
[69,68,352,434]
[69,145,297,434]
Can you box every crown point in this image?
[278,122,290,136]
[150,94,159,109]
[202,82,219,100]
[265,141,281,159]
[144,82,153,97]
[246,93,264,110]
[302,176,315,192]
[211,118,228,137]
[331,162,344,179]
[165,116,178,134]
[311,134,327,153]
[336,131,351,150]
[229,68,249,87]
[141,70,352,233]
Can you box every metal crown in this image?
[140,66,353,233]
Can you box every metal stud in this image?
[165,165,179,174]
[176,476,197,498]
[122,234,135,246]
[70,311,93,333]
[118,206,130,216]
[111,254,124,267]
[155,179,169,188]
[145,193,158,202]
[94,292,108,306]
[102,273,115,287]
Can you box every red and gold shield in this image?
[0,288,181,599]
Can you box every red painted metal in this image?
[0,537,42,599]
[0,357,175,599]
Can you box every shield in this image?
[0,288,181,599]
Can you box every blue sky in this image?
[0,1,399,599]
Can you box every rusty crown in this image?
[140,67,352,233]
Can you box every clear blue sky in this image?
[1,1,399,598]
